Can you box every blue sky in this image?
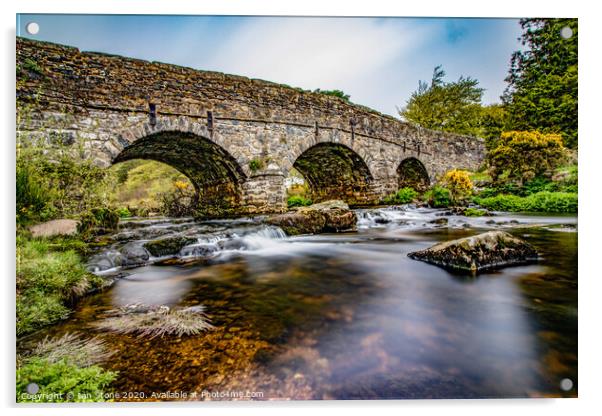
[17,14,523,116]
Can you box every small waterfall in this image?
[86,219,289,273]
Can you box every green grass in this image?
[16,236,104,336]
[463,207,487,216]
[287,195,312,208]
[474,191,577,213]
[17,357,116,403]
[109,160,191,215]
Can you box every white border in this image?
[2,1,601,415]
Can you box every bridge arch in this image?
[112,128,247,216]
[397,157,430,191]
[292,142,374,206]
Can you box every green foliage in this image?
[77,207,120,238]
[17,357,116,403]
[400,65,484,136]
[22,58,43,75]
[487,131,567,185]
[474,191,577,213]
[248,158,264,172]
[503,19,578,148]
[16,237,103,336]
[382,187,419,205]
[314,89,351,102]
[287,195,313,208]
[109,160,191,215]
[17,144,115,220]
[423,185,452,208]
[480,104,510,148]
[16,163,53,225]
[463,207,487,217]
[115,207,132,218]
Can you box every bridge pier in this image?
[241,173,287,215]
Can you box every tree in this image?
[479,104,510,149]
[503,19,578,148]
[487,131,567,185]
[400,65,484,136]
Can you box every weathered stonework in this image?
[16,37,486,216]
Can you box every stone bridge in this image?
[16,37,485,216]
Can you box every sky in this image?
[17,14,523,117]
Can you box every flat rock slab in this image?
[408,230,538,273]
[28,219,78,238]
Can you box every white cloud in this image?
[203,17,434,113]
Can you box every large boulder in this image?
[143,236,197,257]
[29,219,78,238]
[408,230,538,273]
[266,200,357,235]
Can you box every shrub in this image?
[487,131,567,185]
[424,185,452,208]
[77,207,120,238]
[115,207,131,218]
[474,191,577,213]
[382,187,418,205]
[160,180,197,217]
[16,145,115,219]
[287,195,312,208]
[440,169,473,204]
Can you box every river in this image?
[19,206,578,400]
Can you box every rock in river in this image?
[266,200,357,236]
[407,230,538,273]
[120,242,150,266]
[143,236,197,257]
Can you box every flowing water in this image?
[19,206,578,400]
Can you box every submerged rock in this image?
[143,236,197,257]
[407,230,538,273]
[266,200,357,235]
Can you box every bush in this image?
[160,180,197,217]
[287,195,312,208]
[474,191,577,213]
[487,131,567,184]
[382,187,418,205]
[440,169,473,204]
[115,207,131,218]
[77,208,120,238]
[16,144,115,221]
[424,186,452,208]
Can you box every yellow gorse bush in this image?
[441,169,473,203]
